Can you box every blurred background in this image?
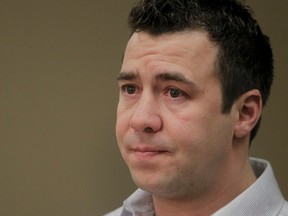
[0,0,287,215]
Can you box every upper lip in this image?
[130,146,168,153]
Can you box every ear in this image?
[234,89,262,139]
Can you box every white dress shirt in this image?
[105,158,288,216]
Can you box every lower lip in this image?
[133,151,167,160]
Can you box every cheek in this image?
[115,104,134,145]
[116,115,126,141]
[116,105,126,138]
[168,110,208,139]
[167,109,227,154]
[115,114,130,162]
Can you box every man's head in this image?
[128,0,273,142]
[115,0,272,206]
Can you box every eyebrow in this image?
[156,72,193,85]
[117,71,197,88]
[116,72,137,81]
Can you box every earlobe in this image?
[234,90,262,139]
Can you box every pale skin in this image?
[116,30,262,216]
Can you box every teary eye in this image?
[169,88,183,98]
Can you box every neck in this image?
[153,158,256,216]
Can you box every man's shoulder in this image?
[103,207,123,216]
[279,201,288,216]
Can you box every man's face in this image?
[116,31,238,199]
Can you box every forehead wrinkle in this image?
[156,72,198,88]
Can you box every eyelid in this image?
[120,83,133,90]
[120,83,140,95]
[165,86,188,98]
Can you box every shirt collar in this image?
[123,189,154,216]
[122,158,285,216]
[212,158,285,216]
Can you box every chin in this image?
[132,173,161,190]
[132,175,174,196]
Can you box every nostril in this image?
[130,107,162,133]
[144,127,154,133]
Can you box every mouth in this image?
[130,146,169,159]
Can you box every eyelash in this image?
[121,84,138,95]
[120,84,188,99]
[165,87,187,98]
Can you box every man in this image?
[105,0,288,215]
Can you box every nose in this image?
[130,96,162,133]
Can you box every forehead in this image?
[121,31,219,81]
[125,30,217,56]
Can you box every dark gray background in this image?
[0,1,287,215]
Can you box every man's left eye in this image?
[169,88,184,98]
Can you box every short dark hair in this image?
[128,0,273,143]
